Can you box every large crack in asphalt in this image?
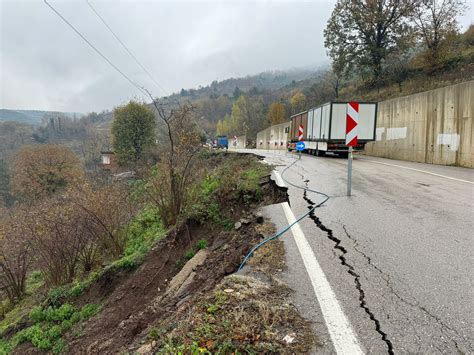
[341,220,468,353]
[301,179,395,355]
[292,163,469,353]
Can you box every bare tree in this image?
[0,210,32,303]
[145,92,204,226]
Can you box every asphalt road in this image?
[245,149,474,354]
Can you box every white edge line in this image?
[273,170,285,187]
[281,202,364,355]
[361,159,474,185]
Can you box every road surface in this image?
[247,150,473,354]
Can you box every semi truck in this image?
[288,101,377,157]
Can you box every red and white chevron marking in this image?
[345,102,359,146]
[298,124,304,141]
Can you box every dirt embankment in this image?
[60,172,289,353]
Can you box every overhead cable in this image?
[86,0,169,96]
[44,0,147,97]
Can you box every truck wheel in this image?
[339,152,348,159]
[316,150,326,157]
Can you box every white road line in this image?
[272,170,285,187]
[281,202,363,355]
[360,159,474,184]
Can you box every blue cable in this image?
[238,157,330,271]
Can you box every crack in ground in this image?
[340,226,467,353]
[301,180,395,355]
[292,167,467,353]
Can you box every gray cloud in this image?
[1,0,472,113]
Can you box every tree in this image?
[324,0,415,83]
[267,102,286,125]
[226,95,265,137]
[12,144,83,201]
[233,86,242,99]
[385,51,412,91]
[412,0,467,71]
[0,160,13,208]
[111,101,155,165]
[290,92,306,114]
[147,93,204,226]
[0,210,32,303]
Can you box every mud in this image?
[59,173,287,354]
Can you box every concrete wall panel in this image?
[257,122,290,150]
[365,81,473,167]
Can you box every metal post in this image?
[347,146,353,196]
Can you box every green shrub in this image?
[69,311,81,324]
[29,306,45,323]
[13,324,42,345]
[201,175,220,197]
[44,304,75,323]
[52,339,65,354]
[46,325,62,340]
[185,250,196,260]
[148,327,159,339]
[0,339,11,354]
[196,239,208,250]
[126,206,165,257]
[46,287,68,308]
[8,303,100,353]
[60,319,73,332]
[80,304,100,319]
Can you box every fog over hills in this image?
[0,109,84,125]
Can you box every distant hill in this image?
[0,109,83,126]
[171,66,328,100]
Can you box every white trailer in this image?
[289,101,377,157]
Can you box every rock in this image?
[137,343,153,354]
[240,218,251,225]
[234,221,242,230]
[168,251,207,292]
[224,288,234,293]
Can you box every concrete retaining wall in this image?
[365,81,473,167]
[228,135,247,149]
[256,122,290,150]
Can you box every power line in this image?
[43,0,147,97]
[86,0,168,96]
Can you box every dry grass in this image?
[149,275,318,354]
[248,221,287,275]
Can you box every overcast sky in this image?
[1,0,472,113]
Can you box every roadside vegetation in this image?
[0,94,276,352]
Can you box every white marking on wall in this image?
[386,127,407,140]
[437,133,460,151]
[281,202,364,354]
[375,127,385,141]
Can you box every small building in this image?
[100,150,117,170]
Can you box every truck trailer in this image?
[216,135,229,149]
[288,101,377,157]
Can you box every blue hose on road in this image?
[238,157,330,271]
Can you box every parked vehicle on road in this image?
[287,102,377,157]
[216,135,228,149]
